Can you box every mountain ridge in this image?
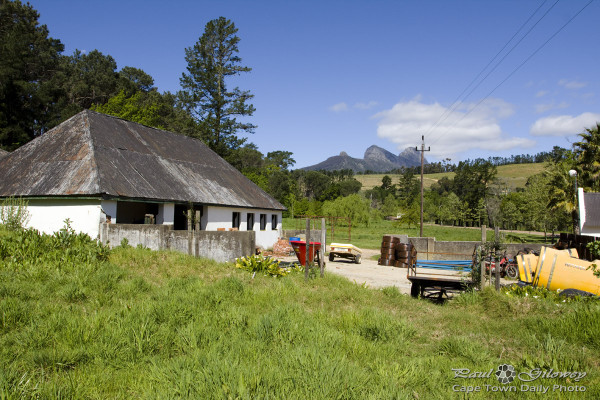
[302,145,426,172]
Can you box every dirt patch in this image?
[275,247,413,294]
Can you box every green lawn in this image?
[284,218,552,249]
[1,227,599,398]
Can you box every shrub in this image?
[234,254,301,277]
[0,196,30,231]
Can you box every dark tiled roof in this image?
[584,192,600,226]
[0,110,285,210]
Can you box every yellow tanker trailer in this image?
[516,246,600,295]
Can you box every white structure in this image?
[578,188,600,237]
[0,111,285,250]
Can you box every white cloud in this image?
[535,90,549,98]
[354,101,378,110]
[535,101,569,114]
[530,113,600,137]
[558,79,587,90]
[374,97,533,159]
[329,102,348,112]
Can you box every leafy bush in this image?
[0,219,110,270]
[0,197,30,231]
[234,254,301,277]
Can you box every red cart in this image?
[289,240,322,266]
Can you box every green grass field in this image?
[355,163,547,191]
[1,227,598,398]
[284,218,552,249]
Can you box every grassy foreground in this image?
[1,228,599,398]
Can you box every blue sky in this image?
[31,0,600,168]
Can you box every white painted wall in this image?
[157,202,174,225]
[19,199,103,238]
[205,206,282,249]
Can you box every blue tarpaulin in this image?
[415,260,472,272]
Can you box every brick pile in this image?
[262,238,294,257]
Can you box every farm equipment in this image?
[289,240,322,267]
[484,252,518,279]
[516,246,600,296]
[407,258,474,301]
[329,243,362,264]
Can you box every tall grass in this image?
[0,226,598,398]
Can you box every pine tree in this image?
[179,17,255,158]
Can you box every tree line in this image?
[3,0,599,235]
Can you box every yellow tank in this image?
[532,247,600,295]
[517,253,538,283]
[516,248,578,284]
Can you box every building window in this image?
[247,213,254,231]
[271,214,278,230]
[260,214,267,230]
[232,212,241,229]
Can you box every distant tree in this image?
[398,201,419,229]
[381,194,399,217]
[266,150,295,170]
[397,170,419,207]
[322,194,370,226]
[0,0,64,149]
[381,175,393,191]
[179,17,255,158]
[453,159,497,215]
[338,178,362,197]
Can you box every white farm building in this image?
[0,110,285,250]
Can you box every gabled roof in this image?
[0,110,285,210]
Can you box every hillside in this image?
[355,162,547,191]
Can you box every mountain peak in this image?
[303,144,426,172]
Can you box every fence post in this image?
[320,217,326,277]
[480,257,485,289]
[305,218,310,281]
[495,258,501,291]
[481,224,486,243]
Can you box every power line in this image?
[430,0,594,147]
[426,0,555,142]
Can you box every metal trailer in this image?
[407,259,474,301]
[328,243,363,264]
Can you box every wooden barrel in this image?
[379,257,394,266]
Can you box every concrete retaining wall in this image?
[406,237,544,260]
[99,224,255,263]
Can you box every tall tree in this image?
[59,49,120,120]
[573,122,600,191]
[179,17,255,158]
[0,0,64,149]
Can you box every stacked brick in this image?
[378,235,417,267]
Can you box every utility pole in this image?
[415,135,430,237]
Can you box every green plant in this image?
[586,242,600,278]
[234,254,301,277]
[0,196,31,231]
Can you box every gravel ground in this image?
[276,247,414,294]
